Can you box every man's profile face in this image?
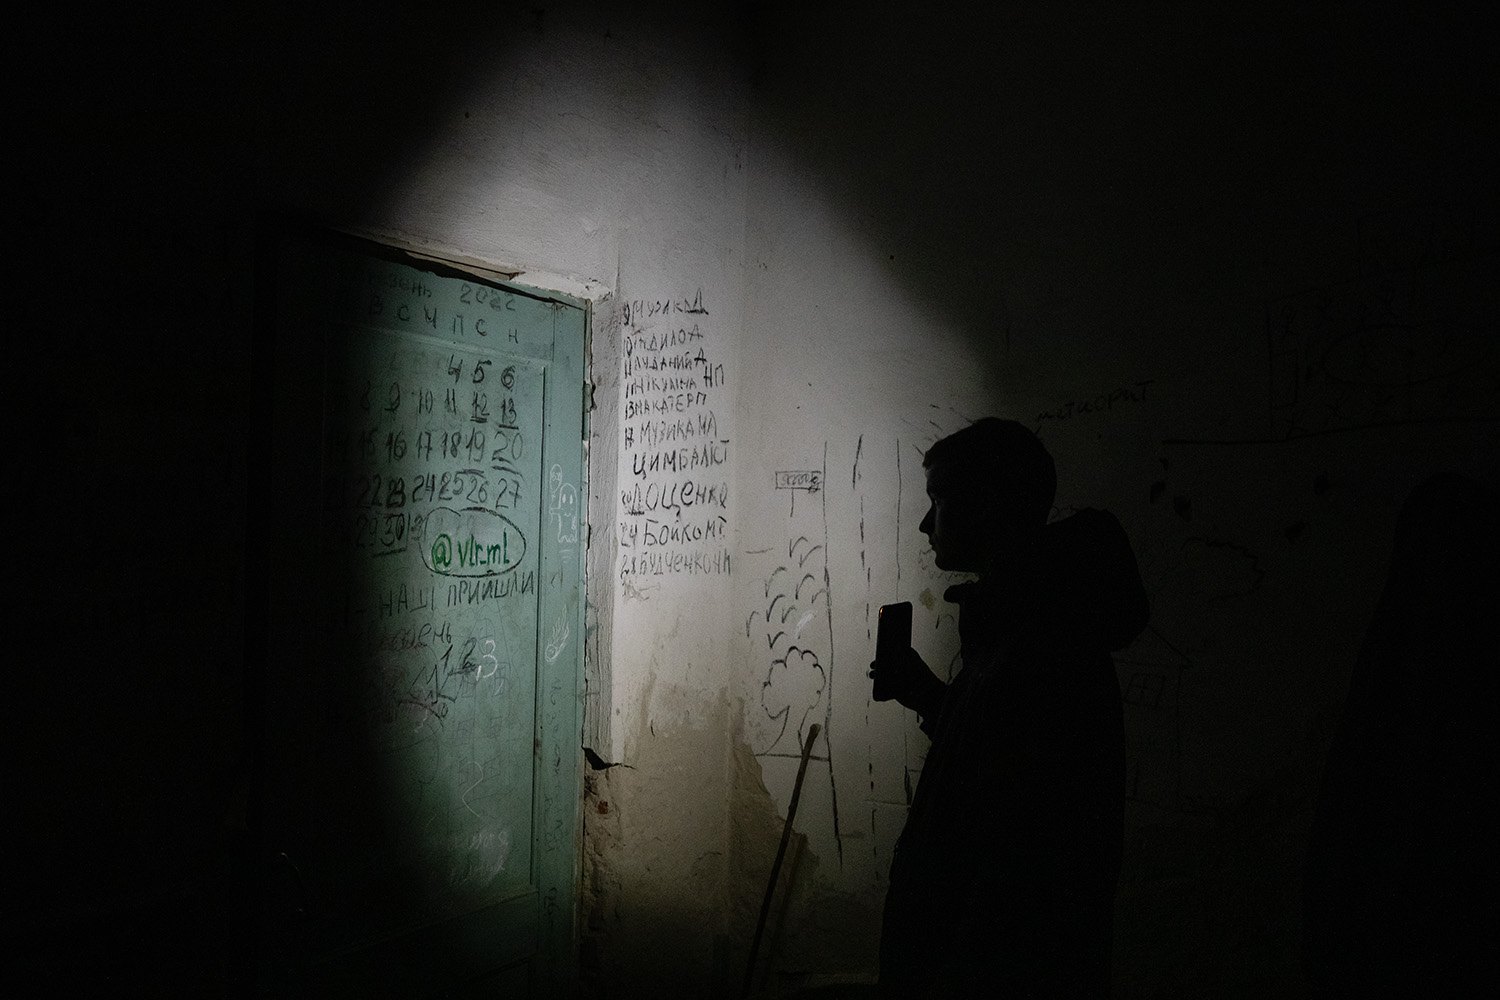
[920,466,985,573]
[920,462,1039,574]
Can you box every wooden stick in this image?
[742,722,821,999]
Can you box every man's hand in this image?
[869,647,945,718]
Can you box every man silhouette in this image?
[872,418,1149,998]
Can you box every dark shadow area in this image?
[14,23,442,995]
[1302,473,1500,997]
[743,2,1499,379]
[10,8,608,991]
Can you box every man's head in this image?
[919,418,1055,573]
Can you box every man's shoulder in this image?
[1044,508,1133,563]
[1048,506,1125,535]
[1039,508,1150,650]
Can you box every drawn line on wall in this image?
[766,566,788,596]
[462,760,485,818]
[896,437,902,583]
[1163,415,1500,446]
[821,440,844,865]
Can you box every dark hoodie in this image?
[880,508,1149,998]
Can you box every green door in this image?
[255,227,585,996]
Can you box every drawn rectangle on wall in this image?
[254,225,586,995]
[775,470,823,492]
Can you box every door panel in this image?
[256,228,585,996]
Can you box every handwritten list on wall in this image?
[617,289,732,581]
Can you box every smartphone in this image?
[872,601,912,702]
